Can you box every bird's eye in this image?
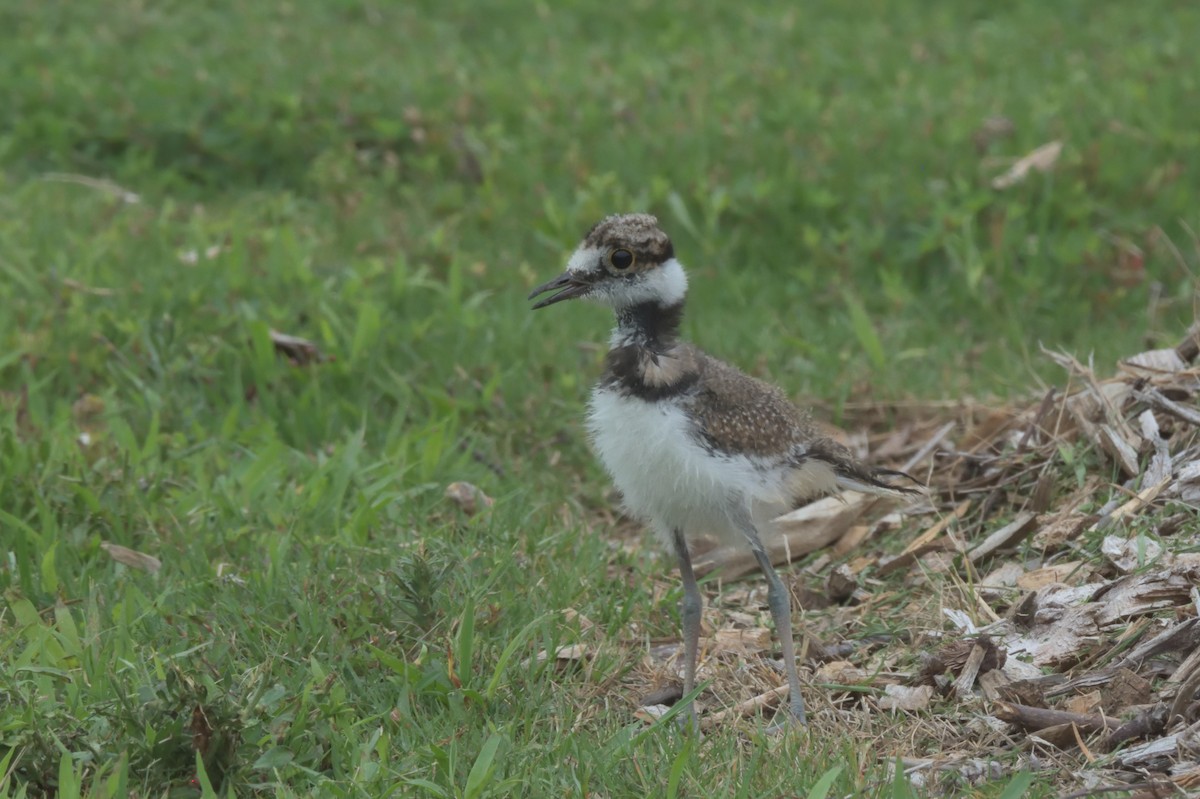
[609,248,635,270]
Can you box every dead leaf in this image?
[562,608,595,630]
[100,541,162,573]
[634,704,672,723]
[191,705,213,755]
[444,481,494,515]
[816,660,866,685]
[639,685,683,707]
[702,627,772,657]
[1016,561,1087,590]
[522,643,588,668]
[40,172,140,203]
[991,140,1063,189]
[1031,512,1095,550]
[269,329,327,365]
[980,561,1026,591]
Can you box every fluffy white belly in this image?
[587,388,794,546]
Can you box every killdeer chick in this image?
[529,213,921,729]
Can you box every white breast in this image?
[587,388,801,547]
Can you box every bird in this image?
[529,213,921,730]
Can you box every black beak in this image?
[527,271,590,309]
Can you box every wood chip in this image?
[1111,617,1200,672]
[1136,386,1200,427]
[1062,691,1102,716]
[826,565,857,603]
[1166,641,1200,685]
[900,421,956,472]
[876,500,971,577]
[980,561,1025,592]
[1139,409,1173,487]
[1093,564,1200,626]
[1117,734,1177,768]
[953,643,989,699]
[831,523,873,557]
[1102,534,1164,574]
[1091,478,1171,531]
[700,685,789,730]
[994,701,1117,733]
[978,669,1014,702]
[879,684,934,712]
[1029,722,1089,751]
[1097,424,1141,476]
[1121,347,1189,376]
[698,494,881,578]
[968,512,1038,563]
[1100,668,1153,710]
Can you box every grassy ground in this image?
[1,0,1198,796]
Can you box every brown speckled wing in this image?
[685,350,815,459]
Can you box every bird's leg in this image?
[737,519,808,726]
[672,527,702,734]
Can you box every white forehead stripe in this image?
[567,246,604,274]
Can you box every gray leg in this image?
[737,519,807,726]
[672,527,702,733]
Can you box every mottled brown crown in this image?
[583,213,674,266]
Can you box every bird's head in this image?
[528,214,687,312]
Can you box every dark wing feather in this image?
[802,438,924,498]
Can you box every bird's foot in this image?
[674,703,701,736]
[763,698,807,735]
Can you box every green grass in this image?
[1,0,1197,795]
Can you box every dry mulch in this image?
[540,322,1200,795]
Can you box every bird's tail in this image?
[808,439,926,499]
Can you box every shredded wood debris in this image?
[599,320,1200,793]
